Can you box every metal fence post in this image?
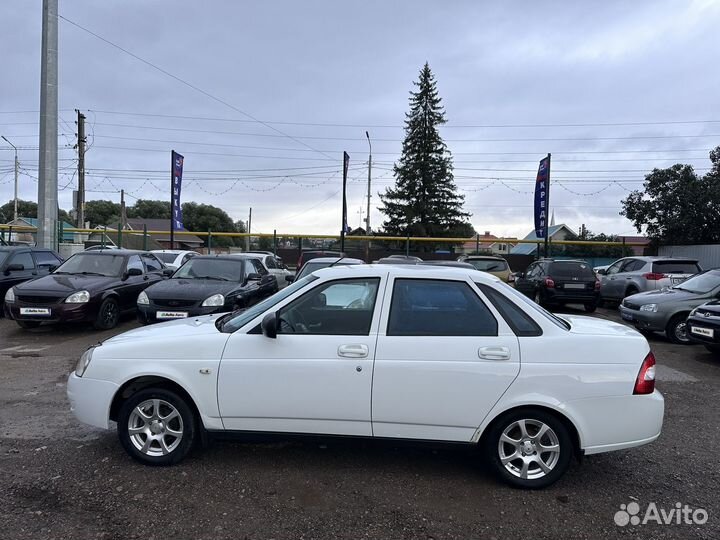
[405,234,410,256]
[143,225,148,251]
[208,229,213,252]
[117,222,123,248]
[102,226,106,248]
[273,229,277,255]
[475,233,480,254]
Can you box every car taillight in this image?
[594,279,601,291]
[633,352,656,395]
[544,277,555,288]
[643,272,666,281]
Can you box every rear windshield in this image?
[155,253,178,263]
[652,261,701,274]
[548,261,595,279]
[467,259,509,272]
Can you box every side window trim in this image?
[477,284,543,337]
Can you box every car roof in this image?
[79,249,147,256]
[151,249,192,254]
[312,263,495,283]
[193,254,248,262]
[463,255,506,260]
[304,257,364,264]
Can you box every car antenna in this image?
[327,257,346,268]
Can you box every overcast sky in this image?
[2,0,719,238]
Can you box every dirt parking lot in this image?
[0,307,718,540]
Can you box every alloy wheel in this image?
[127,399,184,456]
[674,321,690,343]
[103,301,118,326]
[498,419,561,480]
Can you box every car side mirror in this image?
[4,263,24,274]
[285,274,294,283]
[261,312,278,339]
[246,272,261,283]
[123,267,143,280]
[596,269,607,275]
[162,268,174,277]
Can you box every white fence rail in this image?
[658,244,720,270]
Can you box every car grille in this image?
[17,295,64,304]
[152,299,197,308]
[623,300,641,311]
[695,308,720,319]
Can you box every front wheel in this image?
[117,388,196,466]
[485,409,573,489]
[94,298,120,330]
[666,314,691,345]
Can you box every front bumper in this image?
[67,372,119,430]
[686,315,720,344]
[619,305,669,331]
[137,303,229,323]
[6,300,97,324]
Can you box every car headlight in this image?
[4,287,15,303]
[75,347,95,377]
[201,293,225,307]
[65,290,90,303]
[137,291,149,305]
[639,303,658,312]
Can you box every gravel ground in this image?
[0,307,718,539]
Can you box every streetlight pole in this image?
[1,136,19,221]
[365,131,372,234]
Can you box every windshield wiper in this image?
[195,275,232,281]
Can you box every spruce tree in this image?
[379,63,473,238]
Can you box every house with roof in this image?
[457,231,518,255]
[125,218,204,250]
[4,216,76,244]
[510,223,577,255]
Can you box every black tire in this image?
[666,313,691,345]
[94,297,120,330]
[704,344,720,356]
[117,387,197,466]
[584,302,597,313]
[16,320,41,329]
[485,408,573,489]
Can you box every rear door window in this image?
[141,254,164,273]
[652,261,701,274]
[478,284,542,337]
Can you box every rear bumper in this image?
[67,373,119,430]
[545,289,599,304]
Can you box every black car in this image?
[5,250,170,329]
[687,300,720,354]
[137,254,277,323]
[514,259,600,312]
[1,246,63,312]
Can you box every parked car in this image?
[296,250,344,269]
[151,249,197,270]
[686,300,720,354]
[458,255,512,282]
[240,252,293,289]
[619,269,720,344]
[386,254,423,262]
[375,256,421,265]
[1,246,63,313]
[598,257,701,304]
[67,265,663,488]
[4,250,170,330]
[85,245,120,251]
[293,257,364,282]
[421,260,476,269]
[514,259,600,312]
[137,255,277,323]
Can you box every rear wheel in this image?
[624,286,639,298]
[117,388,196,466]
[485,409,573,489]
[666,313,691,345]
[94,298,120,330]
[16,320,41,329]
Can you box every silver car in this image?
[598,256,701,304]
[619,269,720,344]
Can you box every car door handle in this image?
[338,344,369,358]
[478,346,511,361]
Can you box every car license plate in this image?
[671,277,685,285]
[564,283,585,289]
[20,307,51,316]
[690,326,714,338]
[156,311,188,319]
[621,311,634,322]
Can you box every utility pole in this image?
[76,110,86,228]
[1,136,18,221]
[120,189,127,229]
[365,131,372,234]
[37,0,58,249]
[245,207,252,251]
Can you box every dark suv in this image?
[515,259,600,312]
[1,246,63,312]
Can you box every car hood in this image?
[560,314,643,337]
[104,313,225,344]
[14,273,119,294]
[144,278,241,300]
[695,299,720,313]
[626,287,705,304]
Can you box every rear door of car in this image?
[372,277,520,442]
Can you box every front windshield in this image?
[468,259,509,272]
[155,252,179,263]
[221,275,318,333]
[54,253,125,277]
[673,270,720,294]
[173,258,243,281]
[496,281,570,330]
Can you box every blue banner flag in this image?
[534,155,551,239]
[171,151,184,231]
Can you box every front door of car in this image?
[218,277,383,436]
[514,263,536,296]
[116,255,148,310]
[601,258,630,299]
[372,277,520,442]
[1,251,37,300]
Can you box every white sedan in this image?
[67,265,663,488]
